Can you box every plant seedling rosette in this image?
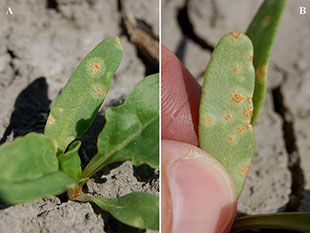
[198,0,310,231]
[0,37,159,230]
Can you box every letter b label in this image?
[300,7,306,15]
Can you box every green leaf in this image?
[246,0,286,124]
[0,172,75,204]
[44,37,123,153]
[0,133,75,203]
[199,33,255,197]
[231,212,310,233]
[58,141,82,179]
[81,74,159,179]
[91,192,159,230]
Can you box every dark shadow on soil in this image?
[57,192,69,204]
[236,210,248,217]
[46,0,59,12]
[90,161,124,184]
[137,50,158,77]
[272,86,305,211]
[79,96,126,177]
[133,164,158,183]
[175,37,187,63]
[80,96,126,161]
[0,77,51,209]
[90,202,146,233]
[300,190,310,211]
[177,0,214,52]
[0,77,50,145]
[0,201,10,210]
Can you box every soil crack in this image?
[209,0,219,28]
[271,70,305,211]
[117,0,159,76]
[177,0,214,52]
[7,49,19,86]
[46,0,60,12]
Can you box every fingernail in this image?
[165,142,236,233]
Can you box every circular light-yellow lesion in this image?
[91,84,105,99]
[94,87,103,95]
[262,16,272,27]
[234,65,240,72]
[115,37,122,47]
[201,115,215,126]
[228,135,234,142]
[47,116,55,125]
[256,66,267,83]
[86,57,105,77]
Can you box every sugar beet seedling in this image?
[198,0,310,232]
[0,37,159,230]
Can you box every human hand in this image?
[161,45,237,233]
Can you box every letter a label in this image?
[6,7,13,15]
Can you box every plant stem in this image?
[67,186,91,202]
[231,212,310,233]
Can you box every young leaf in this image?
[58,141,82,179]
[91,192,159,230]
[246,0,286,124]
[44,37,123,153]
[0,133,75,203]
[231,212,310,233]
[199,32,255,197]
[1,172,75,204]
[81,74,159,179]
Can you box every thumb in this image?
[161,140,237,233]
[161,45,201,146]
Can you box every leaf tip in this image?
[232,32,242,39]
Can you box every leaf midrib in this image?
[0,171,64,184]
[81,115,158,178]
